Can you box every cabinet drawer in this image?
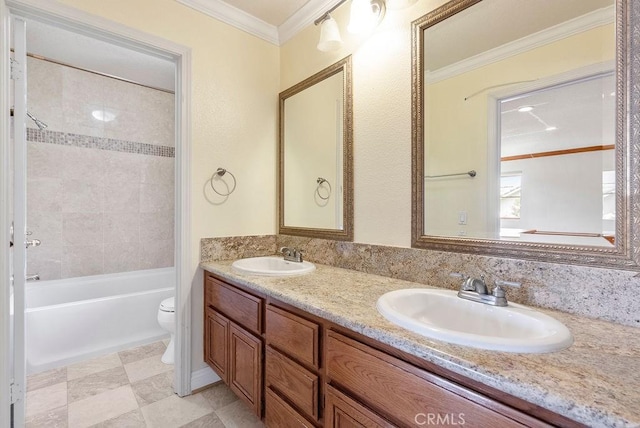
[266,347,319,421]
[206,275,262,334]
[266,305,319,368]
[265,387,314,428]
[325,385,396,428]
[326,331,526,428]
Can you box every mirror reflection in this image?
[421,0,615,247]
[279,56,353,240]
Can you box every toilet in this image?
[157,297,175,364]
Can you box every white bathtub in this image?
[25,268,174,374]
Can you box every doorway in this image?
[1,2,192,426]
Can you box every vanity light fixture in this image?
[317,14,343,52]
[314,0,386,52]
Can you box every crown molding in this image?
[427,6,615,84]
[278,0,342,45]
[175,0,279,45]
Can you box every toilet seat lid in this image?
[160,297,175,312]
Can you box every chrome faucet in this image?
[450,273,521,307]
[280,247,303,263]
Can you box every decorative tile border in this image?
[26,128,175,158]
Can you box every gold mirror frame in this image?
[279,56,354,241]
[411,0,640,269]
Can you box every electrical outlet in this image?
[458,211,467,225]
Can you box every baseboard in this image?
[191,366,221,391]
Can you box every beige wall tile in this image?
[103,243,140,274]
[104,180,140,214]
[140,183,174,213]
[62,213,103,246]
[28,178,63,212]
[140,239,174,270]
[104,212,139,243]
[61,244,103,278]
[27,244,62,281]
[28,210,63,246]
[27,142,64,180]
[60,146,106,183]
[140,211,174,241]
[62,179,104,213]
[140,156,174,185]
[103,151,143,184]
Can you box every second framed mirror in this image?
[279,56,353,240]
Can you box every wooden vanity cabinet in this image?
[203,272,579,428]
[265,304,323,426]
[204,274,264,417]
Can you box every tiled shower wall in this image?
[26,57,175,280]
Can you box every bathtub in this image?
[25,268,174,374]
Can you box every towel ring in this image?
[316,177,331,200]
[210,168,237,196]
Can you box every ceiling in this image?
[222,0,311,26]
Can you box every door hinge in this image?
[10,383,22,404]
[10,58,22,81]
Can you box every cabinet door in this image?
[229,322,263,417]
[325,385,396,428]
[205,308,229,383]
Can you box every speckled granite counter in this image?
[200,260,640,427]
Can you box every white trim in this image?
[427,6,614,84]
[191,366,221,391]
[3,0,194,411]
[175,0,278,45]
[0,1,11,425]
[278,0,340,45]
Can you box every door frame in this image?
[0,0,193,424]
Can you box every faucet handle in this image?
[495,279,522,288]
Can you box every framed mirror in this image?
[279,56,353,240]
[412,0,640,269]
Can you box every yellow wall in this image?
[56,0,280,371]
[281,0,449,245]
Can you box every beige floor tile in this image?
[198,383,238,410]
[215,400,264,428]
[118,341,167,365]
[25,405,67,428]
[27,367,67,392]
[179,412,225,428]
[68,366,129,403]
[68,385,138,428]
[67,353,122,381]
[91,409,147,427]
[131,371,174,407]
[124,354,172,383]
[140,393,213,427]
[26,382,67,418]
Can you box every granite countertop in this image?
[200,260,640,427]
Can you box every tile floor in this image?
[25,340,264,427]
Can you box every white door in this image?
[10,15,28,427]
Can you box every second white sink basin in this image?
[376,288,573,353]
[231,256,316,276]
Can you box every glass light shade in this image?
[317,16,343,52]
[348,0,377,34]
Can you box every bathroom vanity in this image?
[201,261,640,427]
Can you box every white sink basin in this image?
[231,256,316,276]
[376,288,573,353]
